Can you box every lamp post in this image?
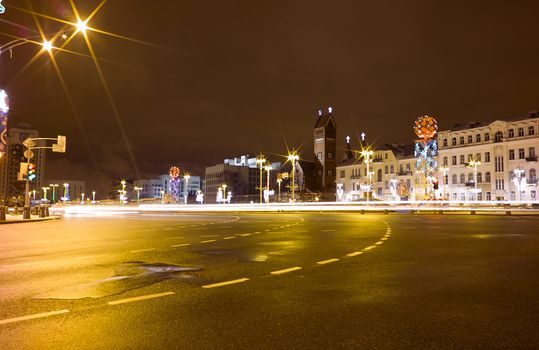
[119,180,126,204]
[264,165,272,203]
[92,191,96,204]
[255,154,266,204]
[468,160,481,201]
[160,190,165,204]
[81,193,85,204]
[183,173,190,204]
[63,183,69,203]
[50,184,59,203]
[512,167,526,202]
[276,175,282,202]
[134,186,142,203]
[222,184,227,203]
[439,166,448,200]
[287,152,299,202]
[360,150,373,200]
[42,187,50,201]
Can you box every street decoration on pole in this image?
[169,166,181,203]
[414,115,438,199]
[0,89,8,159]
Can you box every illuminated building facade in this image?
[438,113,539,201]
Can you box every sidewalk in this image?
[0,214,61,224]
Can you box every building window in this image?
[467,135,473,143]
[494,156,504,172]
[340,170,345,178]
[519,148,525,159]
[377,169,382,182]
[529,126,535,136]
[384,165,388,174]
[494,131,503,142]
[468,154,473,162]
[460,174,465,184]
[485,152,490,162]
[476,134,481,142]
[509,150,515,160]
[529,169,537,182]
[327,170,333,176]
[452,174,457,184]
[485,172,491,182]
[495,179,504,190]
[518,127,524,137]
[452,137,457,146]
[452,156,457,165]
[529,147,536,158]
[477,172,482,183]
[406,163,410,172]
[460,155,465,164]
[459,136,465,145]
[317,152,322,160]
[460,193,465,201]
[484,132,490,141]
[508,129,514,138]
[443,139,447,147]
[443,157,448,166]
[384,180,389,190]
[476,153,481,162]
[390,165,394,173]
[486,192,491,201]
[452,193,457,200]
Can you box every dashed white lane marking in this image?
[376,241,384,245]
[254,231,261,234]
[0,309,69,325]
[346,251,364,257]
[363,245,377,251]
[218,226,232,229]
[381,237,388,241]
[224,236,236,240]
[201,234,221,238]
[271,266,302,275]
[108,292,175,305]
[201,239,216,243]
[171,243,190,247]
[238,233,252,237]
[130,248,156,253]
[202,278,249,289]
[317,258,340,265]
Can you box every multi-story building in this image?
[0,124,46,199]
[134,175,201,199]
[336,142,419,201]
[134,179,163,199]
[437,113,539,201]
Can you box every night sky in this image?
[1,0,539,193]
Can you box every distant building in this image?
[134,175,201,200]
[313,107,337,194]
[437,113,539,201]
[0,124,46,198]
[133,179,163,199]
[204,155,280,203]
[336,142,419,201]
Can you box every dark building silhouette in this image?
[313,107,337,194]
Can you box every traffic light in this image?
[27,163,36,181]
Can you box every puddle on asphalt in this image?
[35,262,203,300]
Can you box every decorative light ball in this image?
[169,166,180,178]
[414,115,438,140]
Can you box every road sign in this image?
[23,150,34,160]
[52,135,66,153]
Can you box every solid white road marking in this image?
[202,278,249,289]
[346,251,364,257]
[0,309,69,325]
[108,292,175,305]
[271,266,302,275]
[130,248,155,253]
[317,258,340,265]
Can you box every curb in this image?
[0,216,61,224]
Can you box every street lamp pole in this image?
[42,187,50,201]
[276,176,282,202]
[468,160,481,201]
[255,154,266,204]
[134,186,142,204]
[92,191,96,204]
[222,184,227,203]
[361,150,373,201]
[439,166,448,200]
[81,193,85,204]
[50,184,59,203]
[264,165,272,203]
[287,152,299,202]
[183,174,190,204]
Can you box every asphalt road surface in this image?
[0,212,538,349]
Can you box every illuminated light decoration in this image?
[0,89,8,159]
[413,115,438,199]
[328,106,333,113]
[169,166,181,203]
[42,40,53,52]
[346,136,350,144]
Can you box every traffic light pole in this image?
[22,136,66,219]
